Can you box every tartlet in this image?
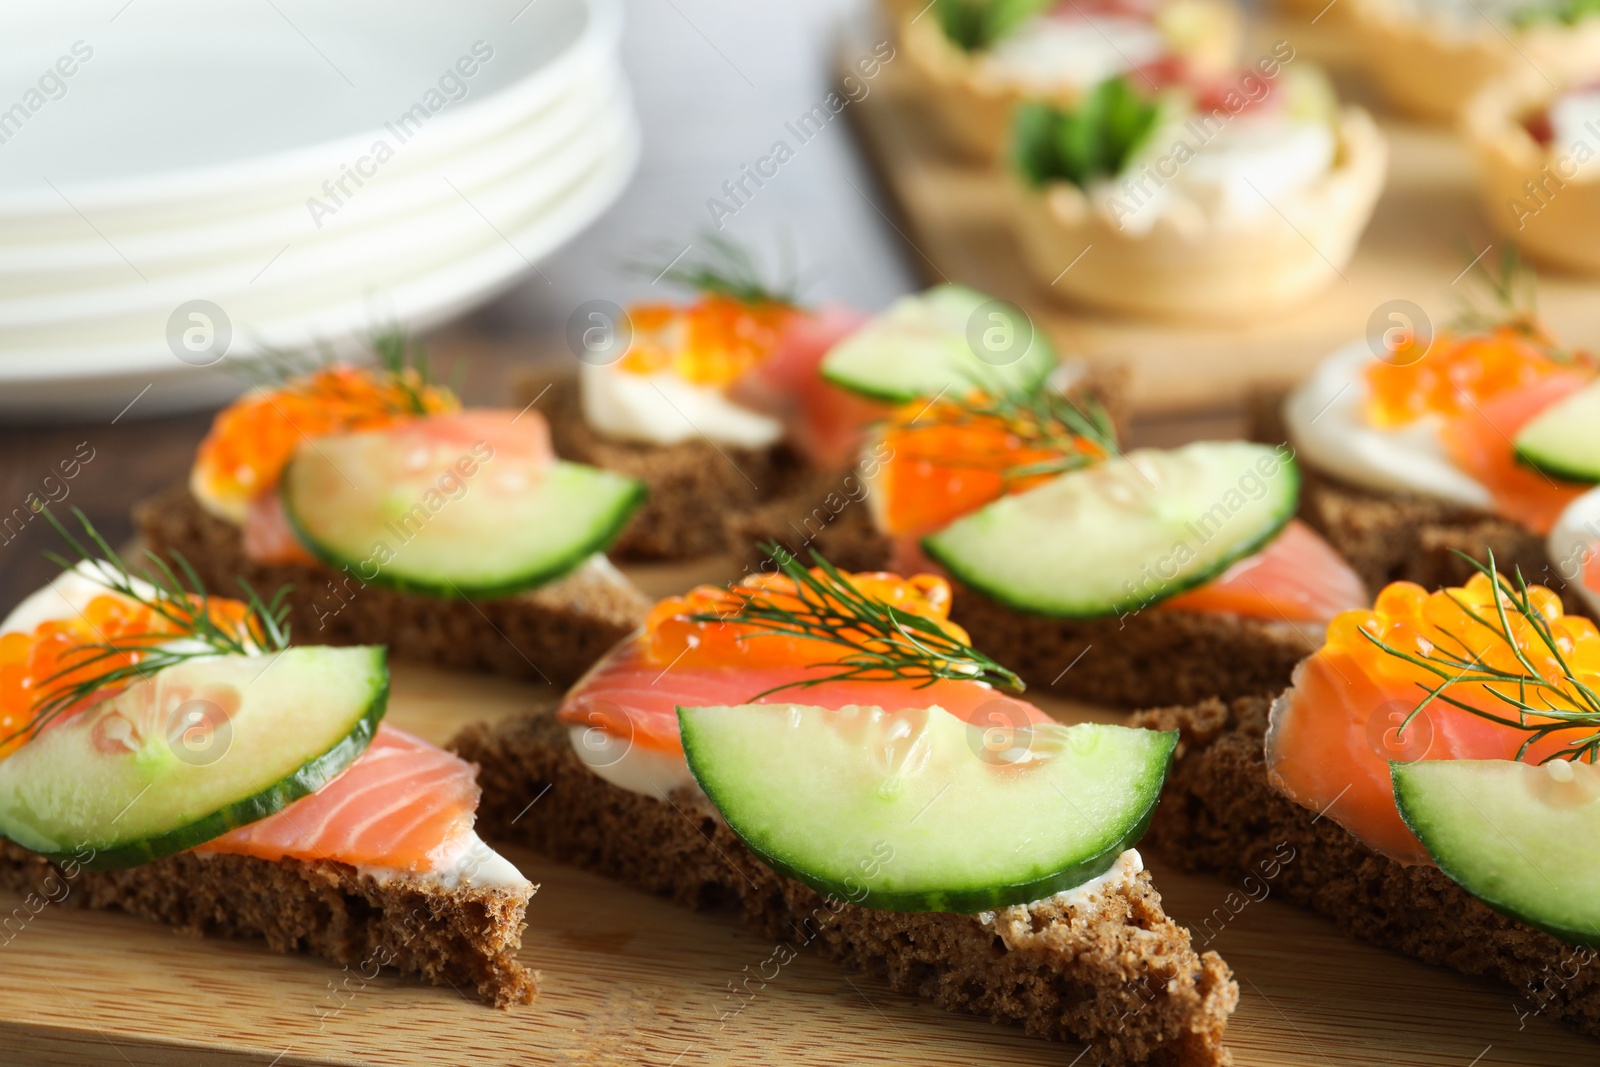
[1349,0,1600,122]
[1465,73,1600,274]
[899,0,1241,160]
[1010,69,1386,322]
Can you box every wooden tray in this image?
[2,645,1598,1066]
[846,18,1600,415]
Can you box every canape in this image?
[1349,0,1600,123]
[535,278,1125,561]
[1134,561,1600,1036]
[0,514,535,1005]
[1466,74,1600,274]
[1010,63,1385,321]
[900,0,1241,161]
[1280,252,1600,599]
[452,551,1237,1064]
[526,241,868,561]
[136,335,649,686]
[738,361,1367,705]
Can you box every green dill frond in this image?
[636,233,801,307]
[1358,550,1600,764]
[688,543,1024,698]
[1,509,292,749]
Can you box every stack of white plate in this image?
[0,0,639,419]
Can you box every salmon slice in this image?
[887,519,1365,623]
[1162,520,1368,622]
[1264,576,1600,865]
[237,408,556,565]
[1439,372,1591,535]
[559,638,1051,758]
[734,305,878,469]
[241,491,317,565]
[205,725,480,872]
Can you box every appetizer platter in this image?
[3,560,1600,1066]
[12,3,1600,1065]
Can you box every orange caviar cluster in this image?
[643,569,970,669]
[872,397,1107,536]
[620,296,795,386]
[0,593,248,759]
[193,366,458,519]
[1364,327,1585,429]
[1326,574,1600,703]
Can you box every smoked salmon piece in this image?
[560,639,1049,757]
[733,304,876,469]
[1162,520,1367,623]
[1265,574,1600,865]
[564,566,1046,757]
[1438,372,1592,535]
[205,725,480,873]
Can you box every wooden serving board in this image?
[0,644,1597,1065]
[845,17,1600,415]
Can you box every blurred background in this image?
[0,0,918,598]
[4,0,1600,598]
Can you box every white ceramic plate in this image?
[0,0,636,418]
[0,105,640,417]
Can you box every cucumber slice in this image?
[1513,381,1600,483]
[679,703,1175,913]
[1393,758,1600,945]
[820,284,1057,403]
[0,646,387,870]
[922,441,1298,618]
[283,412,644,598]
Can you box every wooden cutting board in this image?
[845,16,1600,415]
[1,631,1597,1066]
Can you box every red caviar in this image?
[0,592,252,760]
[192,366,458,521]
[619,296,797,386]
[869,396,1108,537]
[1364,327,1585,429]
[643,569,970,670]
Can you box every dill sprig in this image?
[231,326,449,411]
[369,327,440,414]
[1359,550,1600,764]
[1453,246,1578,362]
[3,509,291,747]
[689,543,1024,700]
[638,233,801,307]
[904,385,1119,486]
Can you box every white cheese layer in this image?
[1283,340,1493,510]
[978,848,1144,928]
[568,725,698,798]
[975,14,1166,94]
[353,830,532,892]
[580,360,783,449]
[0,561,153,636]
[1548,487,1600,618]
[1549,88,1600,181]
[1098,113,1337,235]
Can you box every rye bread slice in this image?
[531,377,809,560]
[0,842,536,1007]
[529,363,1134,563]
[450,703,1239,1066]
[1128,696,1600,1038]
[133,485,649,687]
[727,493,1317,706]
